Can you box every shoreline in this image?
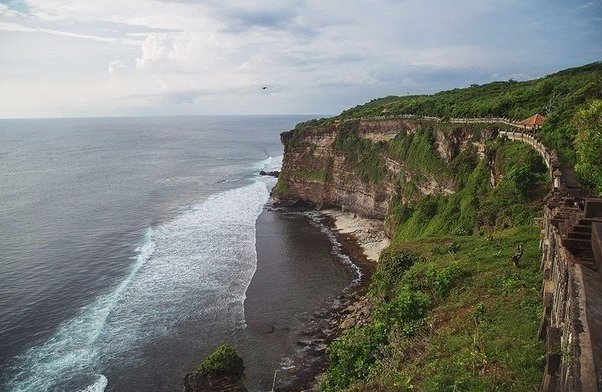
[274,207,388,391]
[320,209,390,264]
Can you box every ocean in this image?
[0,116,353,391]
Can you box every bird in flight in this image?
[262,86,268,90]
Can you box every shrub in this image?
[376,287,430,335]
[197,343,245,378]
[322,322,389,391]
[372,249,420,299]
[425,262,463,298]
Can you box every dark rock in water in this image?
[183,343,247,392]
[259,170,280,178]
[182,372,248,392]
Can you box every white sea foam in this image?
[6,181,270,392]
[255,154,283,173]
[78,374,107,392]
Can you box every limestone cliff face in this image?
[273,118,491,221]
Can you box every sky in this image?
[0,0,600,118]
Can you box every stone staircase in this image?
[550,197,602,271]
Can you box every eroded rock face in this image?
[182,371,248,392]
[273,118,482,220]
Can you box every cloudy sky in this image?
[0,0,600,118]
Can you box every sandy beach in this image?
[321,209,389,263]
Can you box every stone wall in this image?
[539,192,602,391]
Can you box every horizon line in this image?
[0,113,336,121]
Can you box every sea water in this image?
[0,116,352,391]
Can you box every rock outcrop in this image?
[273,118,490,220]
[183,344,247,392]
[259,170,280,177]
[182,372,248,392]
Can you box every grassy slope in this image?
[367,228,543,391]
[312,63,599,391]
[321,139,548,391]
[321,135,548,391]
[338,62,601,122]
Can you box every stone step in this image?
[572,225,593,233]
[578,219,594,226]
[561,237,593,252]
[567,231,592,240]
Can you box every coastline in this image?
[320,209,390,263]
[275,207,388,391]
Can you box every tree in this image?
[574,99,602,195]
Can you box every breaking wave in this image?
[6,179,271,392]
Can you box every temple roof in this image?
[520,113,546,126]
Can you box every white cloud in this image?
[108,60,131,78]
[135,32,226,72]
[24,0,220,31]
[0,22,141,44]
[0,0,599,117]
[0,3,20,18]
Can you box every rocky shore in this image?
[321,209,390,263]
[275,207,387,391]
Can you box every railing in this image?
[339,114,542,130]
[339,114,556,172]
[498,130,558,171]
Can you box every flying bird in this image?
[262,86,268,90]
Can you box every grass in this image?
[273,178,290,195]
[323,226,544,391]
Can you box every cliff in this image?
[270,62,601,390]
[273,118,495,221]
[273,114,602,390]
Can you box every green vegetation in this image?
[322,126,549,391]
[573,99,602,195]
[286,62,601,193]
[332,122,453,186]
[293,167,329,182]
[333,121,388,183]
[273,178,290,194]
[321,129,548,390]
[340,61,599,121]
[281,62,599,390]
[336,62,601,186]
[197,343,245,378]
[388,139,548,241]
[322,228,544,391]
